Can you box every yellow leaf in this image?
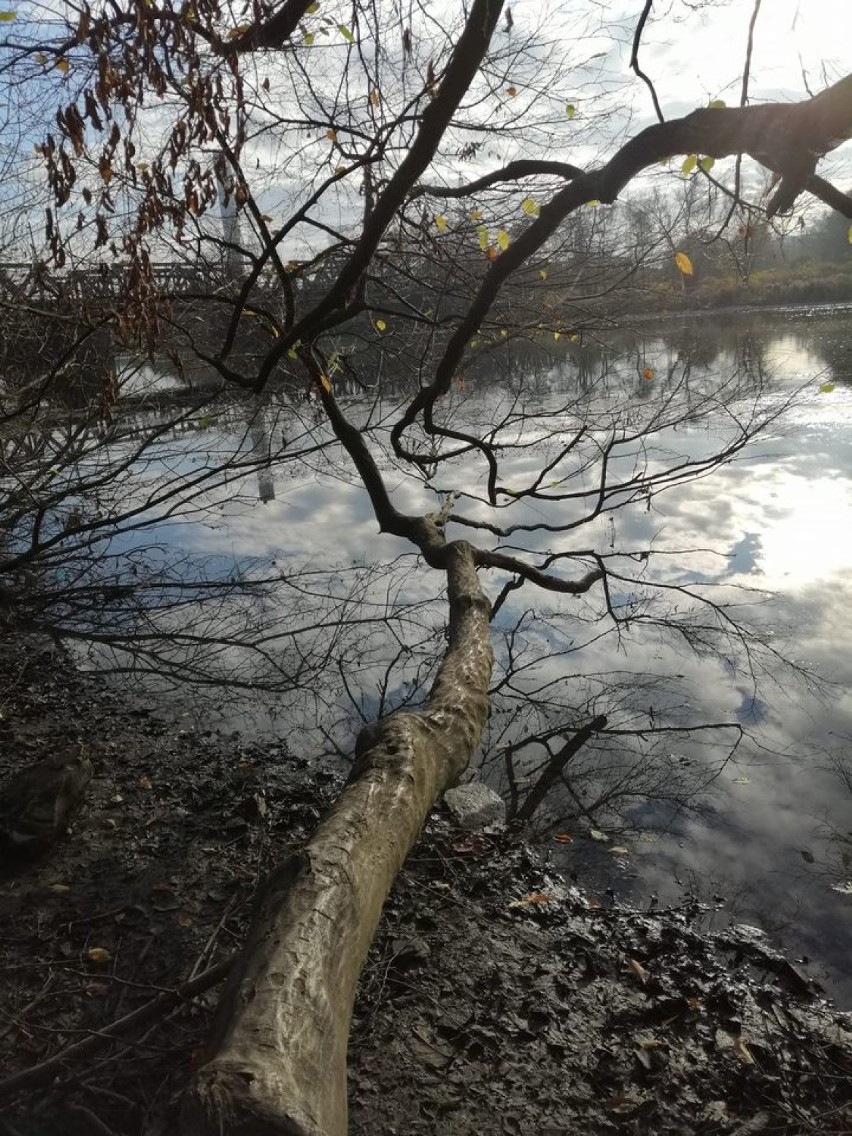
[375,319,387,332]
[565,103,576,119]
[304,31,314,44]
[476,225,488,250]
[674,251,694,276]
[847,223,852,244]
[699,156,715,173]
[681,153,697,176]
[538,268,547,280]
[521,196,540,217]
[338,24,354,42]
[469,208,483,222]
[287,338,301,360]
[55,57,70,74]
[708,98,726,109]
[35,52,47,65]
[319,374,332,393]
[496,229,510,250]
[306,0,319,10]
[0,11,17,20]
[553,331,561,341]
[586,199,600,208]
[500,328,508,337]
[435,214,447,232]
[819,381,836,393]
[87,947,112,964]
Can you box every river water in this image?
[87,305,852,1003]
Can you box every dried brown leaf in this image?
[626,957,649,984]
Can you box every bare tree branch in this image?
[413,159,585,200]
[630,0,664,125]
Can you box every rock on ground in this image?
[443,780,507,830]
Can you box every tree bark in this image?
[181,541,493,1136]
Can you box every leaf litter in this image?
[0,634,850,1135]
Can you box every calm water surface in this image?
[101,306,852,1003]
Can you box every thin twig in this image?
[0,955,234,1101]
[0,974,55,1041]
[67,1104,120,1136]
[740,0,763,107]
[189,896,239,981]
[630,0,664,123]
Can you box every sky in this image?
[3,0,852,261]
[625,0,852,114]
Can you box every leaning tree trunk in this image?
[181,541,493,1136]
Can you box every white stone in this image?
[443,782,506,830]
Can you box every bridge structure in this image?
[0,252,301,417]
[0,259,250,304]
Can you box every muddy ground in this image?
[1,634,850,1135]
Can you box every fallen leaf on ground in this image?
[509,892,556,907]
[604,1095,641,1113]
[626,957,649,984]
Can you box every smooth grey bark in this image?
[181,541,493,1136]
